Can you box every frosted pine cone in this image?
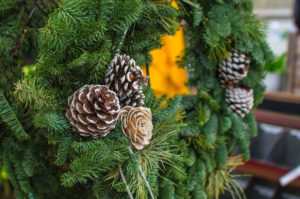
[218,51,250,87]
[66,85,120,138]
[118,106,153,150]
[105,54,147,107]
[225,87,254,118]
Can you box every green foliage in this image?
[216,140,227,168]
[154,95,182,120]
[54,134,73,166]
[203,113,218,146]
[0,0,272,198]
[0,0,56,93]
[244,113,257,137]
[192,4,203,27]
[205,156,246,199]
[0,168,11,197]
[61,136,129,187]
[219,116,232,134]
[264,53,287,74]
[229,113,250,160]
[1,0,183,198]
[33,112,70,133]
[198,103,211,126]
[178,0,273,198]
[102,88,184,199]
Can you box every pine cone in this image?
[66,85,120,138]
[105,54,147,107]
[225,87,254,118]
[218,51,250,87]
[118,106,153,150]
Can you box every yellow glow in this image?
[144,28,189,97]
[1,169,8,180]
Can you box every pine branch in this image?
[33,112,70,133]
[35,0,48,16]
[0,90,29,140]
[154,95,182,120]
[9,4,37,56]
[54,134,73,166]
[14,77,58,112]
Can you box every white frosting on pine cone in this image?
[218,51,250,87]
[225,87,253,118]
[105,54,147,107]
[66,85,120,138]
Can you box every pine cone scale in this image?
[75,102,85,114]
[69,108,78,122]
[77,114,88,125]
[78,89,88,102]
[83,103,93,114]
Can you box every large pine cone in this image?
[66,85,120,138]
[105,54,147,107]
[118,106,153,150]
[218,51,250,87]
[225,87,254,118]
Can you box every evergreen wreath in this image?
[0,0,273,199]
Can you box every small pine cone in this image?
[105,54,147,107]
[225,87,254,118]
[218,51,250,87]
[118,106,153,150]
[66,85,120,138]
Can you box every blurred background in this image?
[221,1,300,198]
[254,0,294,92]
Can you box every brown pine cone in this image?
[218,51,250,87]
[225,87,254,118]
[105,54,147,107]
[118,106,153,150]
[66,85,120,138]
